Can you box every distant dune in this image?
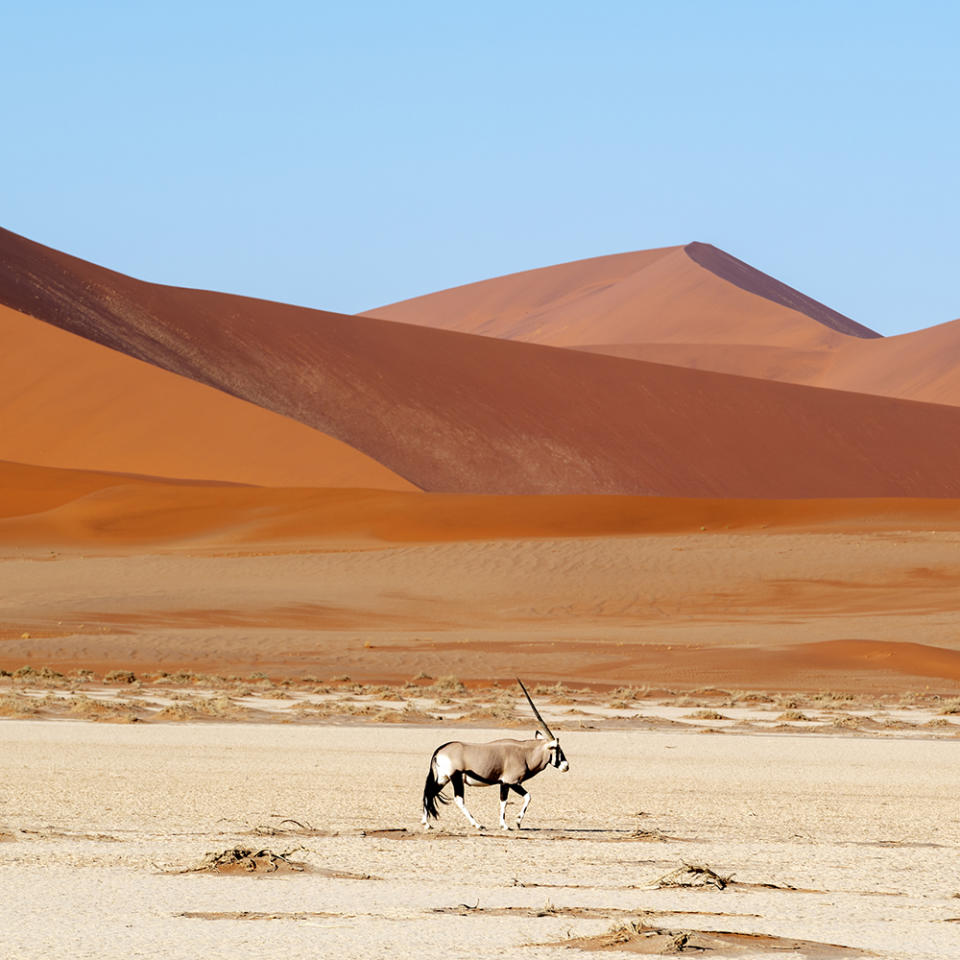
[367,241,960,407]
[5,227,960,497]
[0,304,415,489]
[364,241,878,348]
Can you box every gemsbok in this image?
[421,679,568,830]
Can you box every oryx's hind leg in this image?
[510,783,530,829]
[451,772,484,830]
[499,782,511,830]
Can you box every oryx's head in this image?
[518,678,569,773]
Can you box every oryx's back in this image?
[439,739,537,784]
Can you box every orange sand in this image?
[0,305,414,489]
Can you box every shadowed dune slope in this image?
[363,242,878,348]
[0,304,415,489]
[5,226,960,496]
[4,459,960,548]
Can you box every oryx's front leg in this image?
[499,783,511,830]
[511,783,530,829]
[451,773,484,830]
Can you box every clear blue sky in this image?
[4,1,958,336]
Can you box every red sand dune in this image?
[5,227,960,496]
[813,318,960,405]
[368,242,960,407]
[0,304,414,489]
[3,458,960,548]
[577,318,960,408]
[364,242,878,349]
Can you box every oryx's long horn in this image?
[517,678,554,739]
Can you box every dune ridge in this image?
[683,242,879,339]
[4,227,960,497]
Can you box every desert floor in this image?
[1,720,959,960]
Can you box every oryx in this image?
[421,679,568,830]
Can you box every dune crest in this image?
[365,243,877,350]
[683,242,878,339]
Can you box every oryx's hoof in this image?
[475,824,486,831]
[500,823,512,831]
[422,823,432,831]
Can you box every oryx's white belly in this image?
[464,774,494,787]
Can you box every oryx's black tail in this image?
[422,748,451,820]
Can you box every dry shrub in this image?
[65,694,139,723]
[433,675,465,694]
[733,690,773,703]
[104,670,136,684]
[186,847,307,875]
[777,710,811,721]
[374,703,437,724]
[776,696,803,710]
[939,699,960,715]
[153,696,239,722]
[684,709,729,721]
[831,715,861,729]
[0,693,40,717]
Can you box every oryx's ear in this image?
[535,729,544,739]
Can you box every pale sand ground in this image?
[1,721,959,960]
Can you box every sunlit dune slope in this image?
[364,242,878,348]
[813,317,960,405]
[5,226,960,496]
[4,458,960,548]
[0,304,415,489]
[577,318,960,407]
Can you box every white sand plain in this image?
[1,721,959,959]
